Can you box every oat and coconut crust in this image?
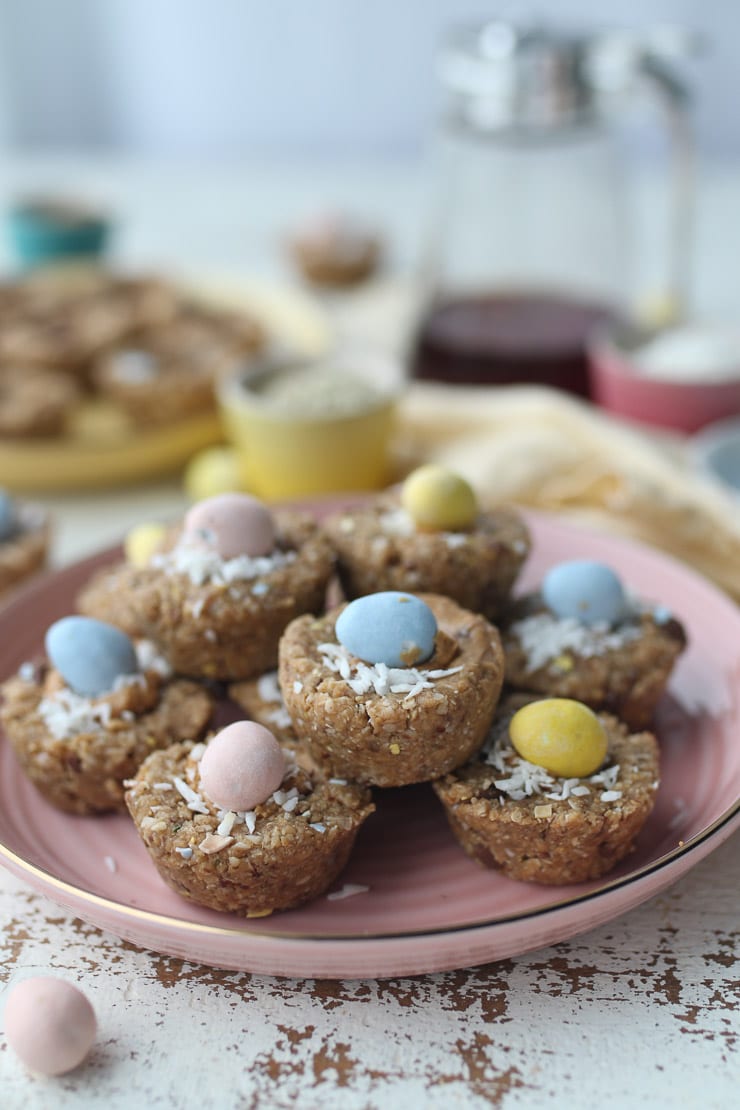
[433,694,659,885]
[229,670,297,747]
[279,592,505,787]
[0,661,213,815]
[325,496,530,621]
[77,561,161,639]
[501,597,687,729]
[125,740,374,916]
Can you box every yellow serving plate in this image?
[0,276,331,493]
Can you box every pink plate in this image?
[0,509,738,978]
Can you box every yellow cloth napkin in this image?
[393,383,740,601]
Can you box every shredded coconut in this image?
[173,776,209,814]
[244,811,257,834]
[380,509,415,537]
[255,670,293,728]
[216,811,237,837]
[198,833,233,855]
[152,539,295,587]
[135,640,172,678]
[327,883,370,901]
[38,689,115,740]
[309,822,326,833]
[511,612,641,672]
[175,847,193,860]
[257,671,282,703]
[110,348,157,383]
[18,662,36,682]
[318,642,462,700]
[380,508,471,549]
[36,641,170,740]
[484,728,622,804]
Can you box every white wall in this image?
[0,0,735,158]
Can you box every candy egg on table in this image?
[183,492,275,559]
[124,521,167,568]
[45,615,139,697]
[509,697,608,778]
[4,976,96,1076]
[199,721,286,813]
[542,559,627,626]
[335,591,438,667]
[401,464,478,531]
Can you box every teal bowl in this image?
[7,200,110,269]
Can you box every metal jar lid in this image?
[438,19,698,134]
[439,21,598,133]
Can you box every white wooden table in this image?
[0,157,738,1107]
[1,836,737,1107]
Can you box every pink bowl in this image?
[589,332,740,433]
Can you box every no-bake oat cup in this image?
[433,693,660,885]
[126,732,374,917]
[279,592,505,787]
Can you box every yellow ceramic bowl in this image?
[218,350,401,501]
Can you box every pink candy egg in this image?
[4,977,96,1076]
[184,493,276,559]
[199,721,286,812]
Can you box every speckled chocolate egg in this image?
[509,698,608,778]
[335,591,437,668]
[4,977,97,1076]
[199,721,286,812]
[542,560,626,627]
[401,465,478,531]
[184,492,275,559]
[45,616,139,698]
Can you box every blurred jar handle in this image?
[589,26,704,326]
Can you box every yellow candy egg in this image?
[124,523,167,568]
[401,464,478,531]
[184,446,242,502]
[509,698,608,779]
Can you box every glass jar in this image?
[411,20,697,395]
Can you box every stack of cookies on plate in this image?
[0,270,264,438]
[0,469,686,916]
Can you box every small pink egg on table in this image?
[199,721,286,812]
[4,976,96,1076]
[184,493,275,559]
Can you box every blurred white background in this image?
[0,0,732,159]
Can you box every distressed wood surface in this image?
[1,831,737,1108]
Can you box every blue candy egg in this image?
[0,491,19,543]
[542,560,626,627]
[45,617,139,698]
[335,592,437,668]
